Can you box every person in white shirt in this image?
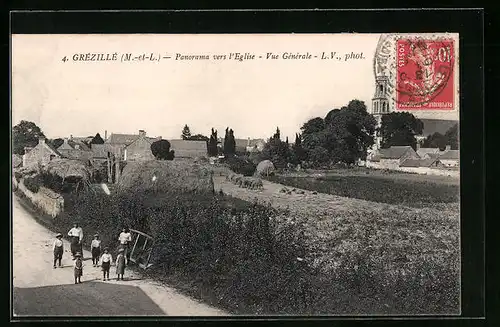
[99,248,113,281]
[53,233,64,268]
[118,228,132,264]
[90,234,101,267]
[68,223,84,259]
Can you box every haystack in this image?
[44,159,92,181]
[116,160,214,195]
[254,160,276,177]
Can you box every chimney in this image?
[70,134,73,140]
[64,138,69,144]
[139,130,146,137]
[416,143,421,151]
[38,136,46,144]
[247,137,251,147]
[445,145,451,151]
[105,130,108,140]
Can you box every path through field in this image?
[12,194,228,317]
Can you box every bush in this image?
[23,175,42,193]
[14,171,22,182]
[225,156,256,176]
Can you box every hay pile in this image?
[255,160,276,177]
[44,159,92,181]
[226,173,263,190]
[117,160,214,195]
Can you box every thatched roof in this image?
[44,159,92,180]
[439,150,459,160]
[379,146,416,159]
[117,159,214,195]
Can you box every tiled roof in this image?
[106,133,161,146]
[417,148,440,157]
[58,139,91,151]
[438,150,459,160]
[106,133,140,145]
[379,146,415,159]
[91,144,114,158]
[169,139,207,158]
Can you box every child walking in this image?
[90,234,101,267]
[116,248,126,281]
[99,247,113,281]
[73,252,84,284]
[53,233,64,268]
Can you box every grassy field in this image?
[266,172,459,208]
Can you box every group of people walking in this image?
[52,223,133,284]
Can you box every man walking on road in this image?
[68,223,83,259]
[118,227,132,264]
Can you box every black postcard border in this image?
[7,8,488,326]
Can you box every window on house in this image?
[379,84,383,94]
[50,155,56,161]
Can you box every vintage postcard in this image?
[11,33,460,317]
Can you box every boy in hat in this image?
[53,233,64,268]
[99,247,113,281]
[90,234,101,267]
[116,248,126,281]
[73,252,84,284]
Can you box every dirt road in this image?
[12,195,228,317]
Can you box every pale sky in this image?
[12,34,459,141]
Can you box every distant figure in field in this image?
[90,234,101,267]
[68,223,83,259]
[118,227,132,264]
[116,248,126,281]
[73,252,84,284]
[99,247,113,281]
[53,233,64,268]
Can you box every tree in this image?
[49,138,64,149]
[208,128,218,157]
[181,125,192,140]
[444,123,459,150]
[422,132,448,150]
[301,117,325,135]
[90,133,105,146]
[151,139,175,160]
[260,128,292,169]
[379,112,424,151]
[223,128,236,156]
[12,120,46,155]
[299,100,376,166]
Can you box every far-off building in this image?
[22,136,62,168]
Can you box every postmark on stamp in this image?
[374,33,458,111]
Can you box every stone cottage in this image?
[368,146,420,170]
[105,130,161,161]
[22,136,62,167]
[123,130,157,161]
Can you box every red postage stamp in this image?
[396,38,455,110]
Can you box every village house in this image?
[369,146,420,170]
[400,157,441,168]
[105,130,161,161]
[90,143,114,165]
[438,148,460,168]
[123,130,158,161]
[218,138,266,154]
[22,136,62,167]
[169,139,208,159]
[57,137,93,162]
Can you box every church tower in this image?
[370,75,393,151]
